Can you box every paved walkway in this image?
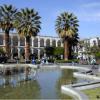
[60,64,100,100]
[61,85,89,100]
[0,64,38,69]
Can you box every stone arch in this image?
[52,40,56,47]
[34,38,38,47]
[46,39,50,47]
[40,39,44,47]
[57,40,61,47]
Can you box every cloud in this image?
[81,2,100,8]
[77,2,100,22]
[78,12,100,21]
[51,2,100,22]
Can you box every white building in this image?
[89,37,100,47]
[77,37,100,60]
[0,32,63,59]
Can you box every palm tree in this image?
[55,12,79,60]
[69,33,79,59]
[15,8,41,61]
[0,4,17,57]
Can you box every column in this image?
[31,48,33,54]
[44,39,46,47]
[56,40,57,47]
[31,37,34,54]
[3,37,5,46]
[18,48,20,58]
[38,36,40,60]
[38,49,40,60]
[61,40,63,47]
[50,38,52,46]
[44,39,46,57]
[23,38,27,62]
[11,35,13,60]
[18,36,20,58]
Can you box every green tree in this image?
[90,46,100,55]
[54,47,64,59]
[15,8,41,61]
[45,46,54,57]
[0,4,17,57]
[55,12,79,60]
[54,47,64,55]
[95,52,100,59]
[0,47,5,54]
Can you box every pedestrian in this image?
[32,58,36,64]
[91,58,96,65]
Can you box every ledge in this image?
[61,85,89,100]
[60,65,90,71]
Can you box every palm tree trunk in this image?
[4,30,10,57]
[25,36,30,61]
[64,40,69,60]
[69,45,72,59]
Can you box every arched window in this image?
[40,39,44,47]
[46,39,50,47]
[52,40,56,47]
[34,38,38,47]
[93,40,96,46]
[57,40,61,47]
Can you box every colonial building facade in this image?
[77,37,100,60]
[1,31,99,61]
[0,32,63,59]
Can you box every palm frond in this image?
[0,4,18,31]
[55,12,79,39]
[15,8,41,38]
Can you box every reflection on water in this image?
[0,68,77,99]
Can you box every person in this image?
[45,59,48,64]
[32,58,36,64]
[91,58,96,65]
[41,57,44,64]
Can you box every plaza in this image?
[0,0,100,99]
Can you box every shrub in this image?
[48,59,54,63]
[95,52,100,59]
[55,59,79,63]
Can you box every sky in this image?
[0,0,100,39]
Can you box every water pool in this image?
[0,67,78,99]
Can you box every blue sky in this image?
[0,0,100,39]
